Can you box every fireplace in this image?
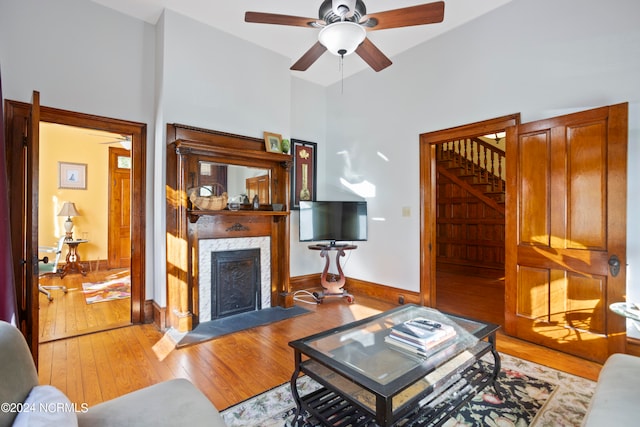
[199,237,271,322]
[210,249,261,319]
[166,125,291,332]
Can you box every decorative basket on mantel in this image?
[188,184,228,211]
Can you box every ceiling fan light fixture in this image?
[318,21,366,56]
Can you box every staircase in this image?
[435,137,506,273]
[436,137,505,213]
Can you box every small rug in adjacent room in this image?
[82,277,131,304]
[221,353,596,427]
[177,306,311,348]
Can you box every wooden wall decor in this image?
[290,139,317,209]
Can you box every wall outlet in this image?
[402,207,411,217]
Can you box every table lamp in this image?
[58,202,80,240]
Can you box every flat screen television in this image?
[299,201,368,246]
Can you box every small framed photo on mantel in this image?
[264,132,282,153]
[291,139,317,209]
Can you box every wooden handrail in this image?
[437,137,505,193]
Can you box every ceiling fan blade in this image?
[363,1,445,31]
[291,42,328,71]
[355,38,392,72]
[245,11,321,28]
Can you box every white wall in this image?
[0,0,157,296]
[289,77,329,276]
[151,9,292,304]
[0,0,155,120]
[2,0,640,336]
[320,0,640,312]
[0,0,293,304]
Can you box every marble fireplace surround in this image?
[198,237,271,322]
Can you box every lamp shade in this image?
[58,202,80,217]
[318,21,366,57]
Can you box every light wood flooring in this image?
[435,269,505,326]
[38,274,602,412]
[38,269,131,342]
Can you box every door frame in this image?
[4,100,146,355]
[419,114,521,307]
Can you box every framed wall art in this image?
[291,139,317,209]
[263,131,282,153]
[58,162,87,189]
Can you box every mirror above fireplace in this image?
[196,161,271,205]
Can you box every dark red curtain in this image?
[0,70,18,324]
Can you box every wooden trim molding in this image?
[290,274,421,306]
[289,274,322,292]
[150,300,166,331]
[627,338,640,357]
[345,277,421,305]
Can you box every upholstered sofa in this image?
[0,320,226,427]
[582,353,640,426]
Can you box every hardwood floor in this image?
[435,269,505,326]
[38,268,131,342]
[38,286,602,412]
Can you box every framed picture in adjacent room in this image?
[58,162,87,189]
[291,139,317,209]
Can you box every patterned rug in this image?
[82,276,131,304]
[221,353,595,427]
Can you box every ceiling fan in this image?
[245,0,445,72]
[89,133,132,150]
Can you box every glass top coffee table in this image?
[289,304,501,427]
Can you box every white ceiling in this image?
[89,0,512,86]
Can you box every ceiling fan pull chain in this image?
[340,54,344,94]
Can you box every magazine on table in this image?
[387,317,456,354]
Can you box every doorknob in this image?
[39,256,49,264]
[609,255,621,277]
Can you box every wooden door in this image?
[108,147,131,269]
[27,92,40,362]
[505,103,627,363]
[4,91,41,363]
[246,174,270,204]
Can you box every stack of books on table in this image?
[385,318,457,357]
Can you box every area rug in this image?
[177,306,311,348]
[82,277,131,304]
[220,353,595,427]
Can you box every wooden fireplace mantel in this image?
[166,124,292,332]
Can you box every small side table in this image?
[308,244,357,303]
[609,302,640,332]
[60,239,89,278]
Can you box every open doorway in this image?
[4,97,146,363]
[419,114,520,325]
[37,123,132,341]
